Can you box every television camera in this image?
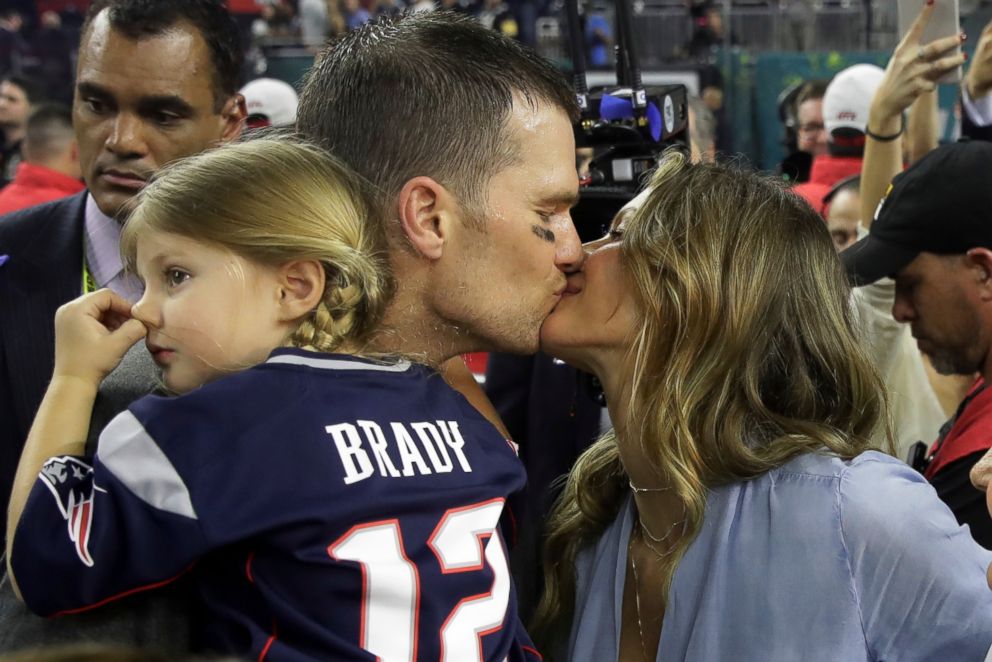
[565,0,691,240]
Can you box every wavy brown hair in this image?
[532,151,891,652]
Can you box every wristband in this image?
[865,116,904,142]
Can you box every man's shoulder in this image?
[930,379,992,473]
[939,383,992,440]
[0,191,87,242]
[0,193,88,274]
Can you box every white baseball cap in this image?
[240,78,299,128]
[822,64,885,137]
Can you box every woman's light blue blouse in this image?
[567,452,992,661]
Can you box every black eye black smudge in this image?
[531,224,555,243]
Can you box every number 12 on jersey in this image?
[329,499,511,661]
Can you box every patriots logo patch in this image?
[38,456,100,567]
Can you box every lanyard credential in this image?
[82,257,97,295]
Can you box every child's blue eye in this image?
[166,269,190,287]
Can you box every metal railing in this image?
[535,1,916,68]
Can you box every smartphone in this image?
[897,0,962,84]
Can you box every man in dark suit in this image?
[484,352,605,623]
[0,0,245,540]
[0,0,244,651]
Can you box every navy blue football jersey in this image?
[12,349,541,661]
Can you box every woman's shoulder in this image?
[770,449,907,483]
[830,451,985,547]
[786,451,992,587]
[699,452,992,660]
[827,457,992,659]
[830,451,951,522]
[701,450,955,547]
[750,450,952,525]
[709,451,911,508]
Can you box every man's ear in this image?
[397,176,459,260]
[219,93,247,143]
[277,259,325,322]
[966,248,992,301]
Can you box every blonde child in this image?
[7,138,538,661]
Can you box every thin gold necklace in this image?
[628,532,654,662]
[638,516,686,548]
[628,479,670,493]
[639,528,680,560]
[628,514,684,661]
[629,479,685,547]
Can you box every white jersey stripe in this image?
[266,354,413,373]
[96,411,198,520]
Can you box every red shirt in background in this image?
[0,162,84,216]
[792,154,863,213]
[925,377,992,479]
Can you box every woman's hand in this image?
[869,1,966,133]
[53,289,147,387]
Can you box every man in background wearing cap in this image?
[792,63,884,209]
[843,140,992,549]
[239,77,298,129]
[819,173,946,459]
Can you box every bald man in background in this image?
[0,104,83,214]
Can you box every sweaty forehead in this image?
[78,13,217,107]
[502,100,575,168]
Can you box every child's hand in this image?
[53,289,148,387]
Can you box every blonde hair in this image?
[120,137,391,353]
[532,151,890,652]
